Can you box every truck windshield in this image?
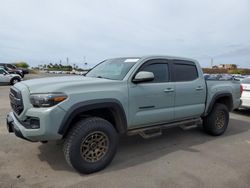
[86,58,139,80]
[0,69,8,74]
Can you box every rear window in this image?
[172,61,198,82]
[242,78,250,84]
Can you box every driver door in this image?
[128,59,175,128]
[0,69,10,83]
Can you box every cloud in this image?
[215,46,250,58]
[0,0,250,67]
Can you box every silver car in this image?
[0,68,22,85]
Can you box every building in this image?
[217,64,237,70]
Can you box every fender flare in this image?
[206,92,233,115]
[58,99,127,135]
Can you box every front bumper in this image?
[6,108,65,142]
[6,112,34,141]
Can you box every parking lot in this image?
[1,73,250,188]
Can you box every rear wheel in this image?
[203,103,229,136]
[63,117,118,174]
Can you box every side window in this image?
[0,69,5,74]
[140,62,169,83]
[172,61,198,82]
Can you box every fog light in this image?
[30,118,40,129]
[23,117,40,129]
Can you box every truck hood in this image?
[20,76,117,93]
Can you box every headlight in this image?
[30,93,67,107]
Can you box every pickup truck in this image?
[0,63,25,78]
[6,55,242,174]
[0,68,22,85]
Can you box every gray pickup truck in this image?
[6,56,242,174]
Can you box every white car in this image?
[233,75,246,81]
[0,68,22,85]
[241,77,250,108]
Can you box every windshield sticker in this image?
[124,58,140,63]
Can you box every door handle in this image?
[196,86,204,91]
[164,88,174,92]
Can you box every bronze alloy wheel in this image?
[215,111,225,129]
[63,117,118,173]
[80,131,109,162]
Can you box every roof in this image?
[110,55,198,63]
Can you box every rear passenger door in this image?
[171,60,206,120]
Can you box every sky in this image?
[0,0,250,68]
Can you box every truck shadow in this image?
[37,118,250,174]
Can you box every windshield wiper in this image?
[96,75,110,79]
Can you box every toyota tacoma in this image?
[6,56,242,174]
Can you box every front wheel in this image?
[203,103,229,136]
[10,77,20,85]
[63,117,118,174]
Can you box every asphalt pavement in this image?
[0,73,250,188]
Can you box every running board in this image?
[139,129,162,139]
[127,118,202,139]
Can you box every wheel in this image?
[63,117,118,174]
[203,103,229,136]
[10,77,20,85]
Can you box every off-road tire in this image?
[203,103,229,136]
[10,77,20,85]
[63,117,118,174]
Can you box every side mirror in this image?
[133,71,154,83]
[3,72,6,75]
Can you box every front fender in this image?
[58,99,127,135]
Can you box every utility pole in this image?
[66,57,69,65]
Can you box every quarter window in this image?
[172,61,198,82]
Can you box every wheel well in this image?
[11,77,20,81]
[61,107,127,138]
[79,108,117,128]
[214,96,233,111]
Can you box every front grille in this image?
[9,87,24,115]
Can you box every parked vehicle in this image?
[240,77,250,108]
[203,74,210,80]
[233,75,246,81]
[207,74,233,81]
[0,68,22,85]
[6,56,242,174]
[0,63,26,78]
